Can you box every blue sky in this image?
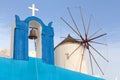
[0,0,120,80]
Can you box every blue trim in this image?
[24,16,46,27]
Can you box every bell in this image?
[29,28,37,39]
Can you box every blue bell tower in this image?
[13,8,54,65]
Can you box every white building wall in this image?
[55,42,88,74]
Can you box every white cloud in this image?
[0,48,11,58]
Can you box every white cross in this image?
[28,4,39,16]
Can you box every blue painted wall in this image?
[0,57,104,80]
[14,15,28,60]
[13,15,54,65]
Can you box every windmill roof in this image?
[55,34,81,49]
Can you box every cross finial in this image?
[28,4,39,16]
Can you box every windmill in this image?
[55,7,109,75]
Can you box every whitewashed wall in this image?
[55,42,88,74]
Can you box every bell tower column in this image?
[13,15,28,60]
[42,23,54,65]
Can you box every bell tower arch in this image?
[28,20,42,58]
[11,15,54,65]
